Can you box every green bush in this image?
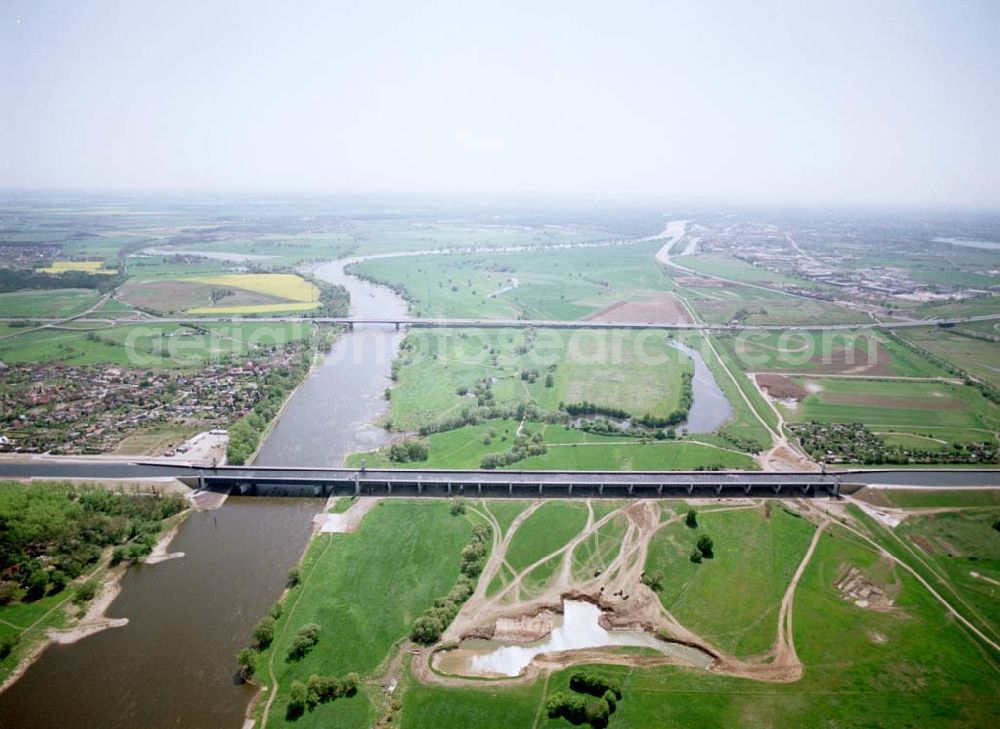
[0,634,18,660]
[287,623,320,660]
[253,615,276,648]
[286,679,308,718]
[74,578,100,604]
[237,647,256,680]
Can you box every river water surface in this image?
[0,499,320,729]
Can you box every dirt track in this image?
[411,499,827,688]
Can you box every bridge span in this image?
[2,460,998,498]
[192,467,844,498]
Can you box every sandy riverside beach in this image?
[0,509,191,694]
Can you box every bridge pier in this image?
[715,484,723,495]
[568,484,573,495]
[354,475,360,495]
[395,322,400,331]
[477,482,482,495]
[417,482,423,494]
[657,484,663,495]
[509,483,513,495]
[347,322,354,331]
[387,482,392,495]
[447,482,452,495]
[773,484,782,495]
[599,484,603,495]
[198,473,205,490]
[538,483,543,495]
[628,484,633,495]
[744,484,752,495]
[687,484,694,494]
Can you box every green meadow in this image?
[0,288,102,318]
[782,377,999,441]
[347,419,756,471]
[352,241,674,320]
[386,328,692,432]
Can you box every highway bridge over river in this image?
[1,460,999,498]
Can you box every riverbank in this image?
[0,505,192,694]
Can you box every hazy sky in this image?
[1,0,998,206]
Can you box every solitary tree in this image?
[689,549,702,564]
[287,680,308,718]
[253,616,275,648]
[696,534,714,558]
[237,648,256,681]
[685,509,698,528]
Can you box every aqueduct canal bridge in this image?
[2,461,999,498]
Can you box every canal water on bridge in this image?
[0,497,321,729]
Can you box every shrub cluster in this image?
[388,439,429,463]
[416,403,568,437]
[480,431,547,469]
[287,623,321,660]
[410,524,490,645]
[0,483,184,600]
[546,672,623,728]
[286,672,359,718]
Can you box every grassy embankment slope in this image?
[252,501,482,729]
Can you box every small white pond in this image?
[434,600,713,678]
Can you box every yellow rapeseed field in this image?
[183,273,321,314]
[39,260,117,274]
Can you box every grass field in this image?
[674,280,869,327]
[916,295,1000,320]
[346,419,757,471]
[645,504,816,656]
[782,377,999,443]
[503,501,589,573]
[255,500,478,728]
[385,328,692,432]
[0,288,102,318]
[896,325,1000,390]
[396,511,1000,728]
[720,328,949,378]
[108,424,201,455]
[0,321,313,367]
[892,508,1000,635]
[857,487,1000,509]
[352,241,674,320]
